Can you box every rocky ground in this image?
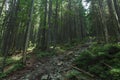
[3,44,94,80]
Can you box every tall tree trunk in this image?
[113,0,120,23]
[68,0,72,42]
[23,0,34,63]
[54,0,59,46]
[41,0,48,51]
[98,0,109,43]
[48,0,52,45]
[0,0,6,17]
[107,0,120,41]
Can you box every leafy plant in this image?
[74,44,120,79]
[66,70,80,80]
[0,63,24,79]
[35,50,55,58]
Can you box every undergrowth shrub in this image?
[74,43,120,80]
[0,63,24,79]
[35,50,55,58]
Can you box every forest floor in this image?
[3,43,94,80]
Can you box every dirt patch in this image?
[2,44,92,80]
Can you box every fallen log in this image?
[71,65,95,78]
[102,62,113,69]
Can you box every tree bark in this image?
[23,0,34,63]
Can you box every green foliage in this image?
[0,63,24,79]
[110,68,120,79]
[65,70,93,80]
[35,50,55,58]
[0,57,21,67]
[61,43,74,50]
[60,40,83,50]
[66,70,80,80]
[74,43,120,79]
[54,46,66,54]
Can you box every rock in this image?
[36,65,39,68]
[41,75,49,80]
[57,61,63,66]
[13,77,17,80]
[67,51,73,55]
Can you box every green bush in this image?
[0,63,24,79]
[110,68,120,78]
[74,43,120,79]
[35,50,55,58]
[66,70,80,80]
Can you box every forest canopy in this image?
[0,0,120,80]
